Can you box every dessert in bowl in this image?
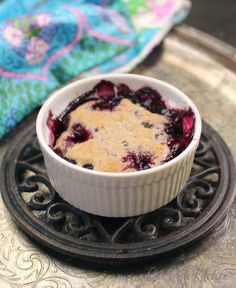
[36,74,202,217]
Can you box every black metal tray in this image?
[1,117,235,265]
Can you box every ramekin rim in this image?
[36,73,202,178]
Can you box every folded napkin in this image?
[0,0,190,138]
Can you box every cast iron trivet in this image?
[1,120,235,265]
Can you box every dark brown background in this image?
[186,0,236,47]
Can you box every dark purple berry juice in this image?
[47,80,195,172]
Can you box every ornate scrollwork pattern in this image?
[1,31,236,287]
[15,133,220,243]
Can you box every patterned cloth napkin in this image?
[0,0,190,138]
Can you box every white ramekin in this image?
[36,74,202,217]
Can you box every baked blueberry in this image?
[82,163,94,170]
[47,80,195,172]
[141,122,153,128]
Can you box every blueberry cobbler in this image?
[47,80,195,172]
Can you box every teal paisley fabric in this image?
[0,0,190,138]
